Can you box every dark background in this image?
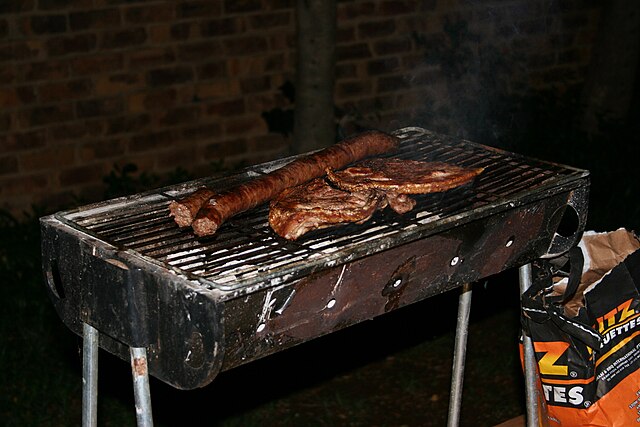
[1,1,639,426]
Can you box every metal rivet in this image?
[506,237,514,247]
[256,323,266,333]
[450,256,460,266]
[326,298,336,309]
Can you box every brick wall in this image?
[0,0,602,218]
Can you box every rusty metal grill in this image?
[60,127,585,295]
[41,125,590,401]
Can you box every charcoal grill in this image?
[41,127,589,426]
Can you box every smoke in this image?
[407,0,587,148]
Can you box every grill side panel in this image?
[41,216,225,389]
[220,186,584,371]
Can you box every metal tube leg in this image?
[82,323,99,427]
[519,263,540,427]
[130,347,154,427]
[447,283,473,427]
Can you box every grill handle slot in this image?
[45,260,66,301]
[543,185,589,258]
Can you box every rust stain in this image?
[383,255,416,312]
[132,357,147,377]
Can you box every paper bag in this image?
[521,229,640,426]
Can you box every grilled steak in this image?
[325,158,484,194]
[383,192,416,214]
[270,158,484,240]
[269,178,386,240]
[169,131,400,236]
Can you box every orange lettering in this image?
[618,299,636,322]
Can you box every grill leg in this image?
[130,347,154,427]
[447,282,472,427]
[519,263,541,427]
[82,323,99,427]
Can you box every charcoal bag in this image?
[522,229,640,426]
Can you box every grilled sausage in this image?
[169,188,216,228]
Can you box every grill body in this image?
[41,127,589,389]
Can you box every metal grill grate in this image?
[62,127,586,293]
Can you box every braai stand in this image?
[78,270,540,427]
[41,128,589,427]
[448,273,541,427]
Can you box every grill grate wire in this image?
[68,128,584,290]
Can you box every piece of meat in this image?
[383,192,416,214]
[269,178,387,240]
[181,131,399,236]
[169,188,216,228]
[269,158,483,240]
[325,158,484,194]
